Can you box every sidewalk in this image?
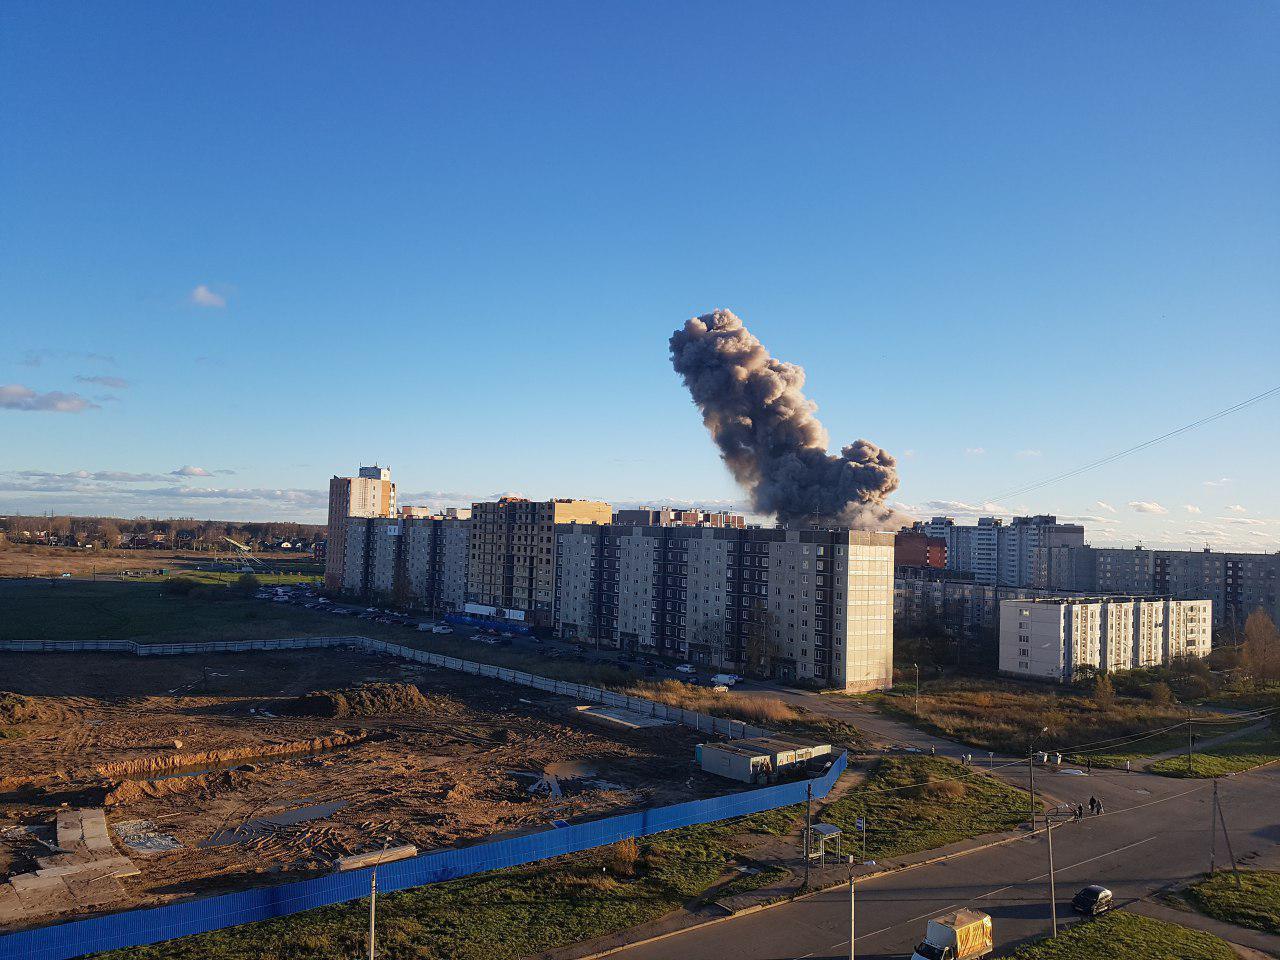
[1138,720,1272,770]
[531,816,1037,960]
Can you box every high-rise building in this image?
[909,515,1083,587]
[554,524,895,692]
[338,513,470,611]
[999,596,1212,682]
[324,466,397,591]
[612,507,747,528]
[467,497,613,626]
[1031,545,1280,632]
[894,530,946,568]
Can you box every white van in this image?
[711,673,741,686]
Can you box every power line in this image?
[983,384,1280,505]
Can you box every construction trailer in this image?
[697,736,832,784]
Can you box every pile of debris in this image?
[0,809,138,924]
[282,682,443,719]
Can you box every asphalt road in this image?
[613,763,1280,960]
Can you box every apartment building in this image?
[338,513,471,610]
[324,466,397,591]
[467,498,612,627]
[909,515,1083,587]
[894,566,1071,641]
[613,507,747,528]
[555,525,895,692]
[998,596,1212,682]
[1029,545,1279,631]
[894,530,946,568]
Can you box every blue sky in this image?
[1,2,1277,549]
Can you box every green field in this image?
[1148,726,1280,778]
[820,755,1027,859]
[1006,911,1235,960]
[90,812,796,960]
[1186,869,1280,934]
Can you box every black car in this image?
[1072,885,1113,915]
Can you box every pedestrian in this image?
[1075,802,1084,821]
[1088,795,1098,815]
[1086,757,1092,773]
[930,746,936,756]
[1125,759,1131,773]
[1054,752,1062,767]
[1097,799,1104,815]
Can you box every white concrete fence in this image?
[0,637,772,740]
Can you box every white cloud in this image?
[964,447,985,456]
[1183,504,1201,514]
[190,284,226,308]
[0,384,98,413]
[1015,449,1042,459]
[171,465,213,477]
[901,449,916,459]
[1128,500,1168,515]
[1095,501,1117,513]
[1203,477,1232,488]
[1225,504,1248,514]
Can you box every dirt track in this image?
[0,648,715,921]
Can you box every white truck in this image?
[910,909,993,960]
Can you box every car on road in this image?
[675,664,696,674]
[1071,885,1113,915]
[710,673,742,686]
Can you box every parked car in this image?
[710,673,741,686]
[675,664,696,674]
[1071,885,1113,915]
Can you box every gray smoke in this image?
[669,309,899,528]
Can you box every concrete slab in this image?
[0,884,24,925]
[10,873,75,915]
[573,705,674,730]
[63,872,126,910]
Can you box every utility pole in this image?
[803,782,813,887]
[848,854,856,960]
[368,861,378,960]
[913,662,920,714]
[1209,778,1217,875]
[1187,710,1194,775]
[1046,818,1058,937]
[1214,784,1243,888]
[1027,751,1036,829]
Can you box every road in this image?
[612,763,1280,960]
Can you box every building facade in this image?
[338,513,471,610]
[1029,545,1280,632]
[613,507,746,528]
[467,498,613,627]
[998,596,1212,683]
[894,531,946,568]
[324,466,397,591]
[909,515,1084,587]
[555,525,895,692]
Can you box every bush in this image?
[160,576,200,596]
[608,838,640,878]
[236,572,261,594]
[1150,682,1176,707]
[1094,674,1116,707]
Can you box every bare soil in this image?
[0,648,715,923]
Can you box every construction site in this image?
[0,647,728,929]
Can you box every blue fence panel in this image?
[0,753,846,960]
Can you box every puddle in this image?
[200,801,348,848]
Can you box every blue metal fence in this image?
[0,752,845,960]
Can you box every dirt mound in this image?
[0,692,66,725]
[104,769,248,806]
[284,682,435,718]
[94,731,367,779]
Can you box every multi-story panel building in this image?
[999,596,1212,682]
[338,514,470,611]
[613,507,747,528]
[324,466,397,591]
[468,498,612,627]
[555,525,894,692]
[1028,545,1279,632]
[909,515,1083,587]
[894,531,946,568]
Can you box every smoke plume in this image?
[669,309,899,528]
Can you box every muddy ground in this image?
[0,648,717,920]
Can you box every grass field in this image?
[89,812,798,960]
[1186,869,1280,934]
[876,679,1226,759]
[0,542,320,579]
[1148,726,1280,778]
[820,755,1027,859]
[1005,910,1235,960]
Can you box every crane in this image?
[222,536,264,568]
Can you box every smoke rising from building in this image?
[669,309,899,528]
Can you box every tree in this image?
[1149,681,1176,707]
[742,601,781,679]
[235,573,261,595]
[689,618,725,668]
[1243,609,1280,688]
[1093,673,1116,708]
